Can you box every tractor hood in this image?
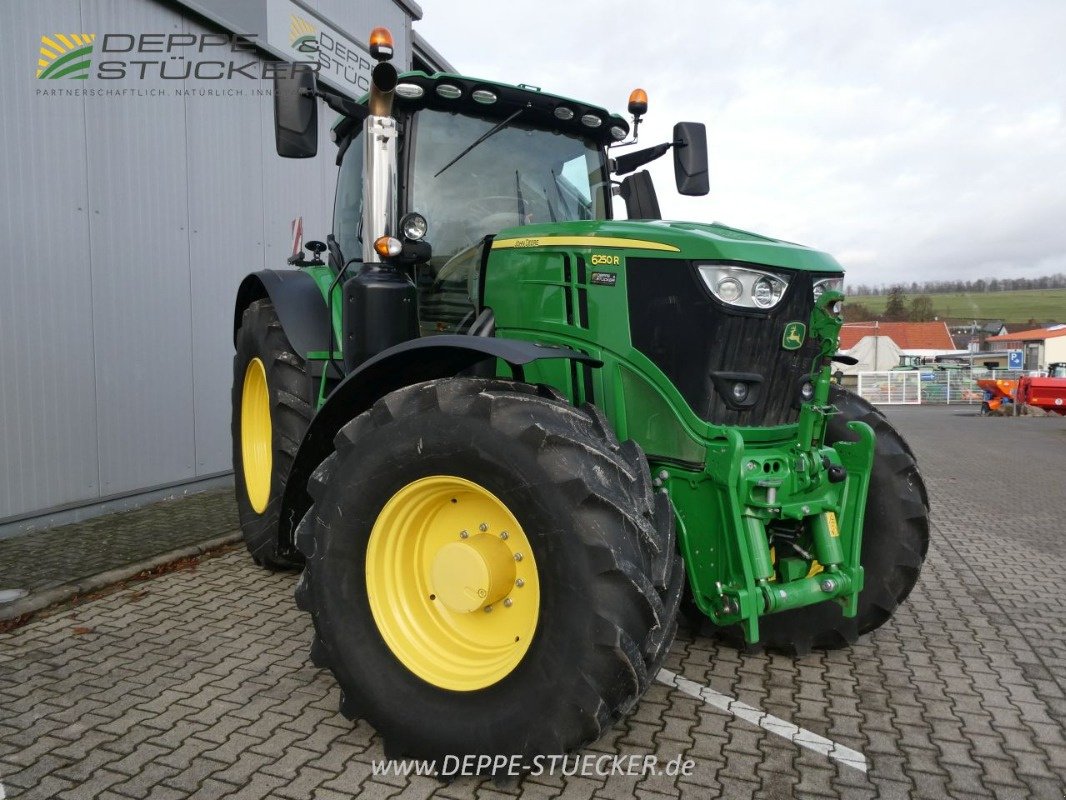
[492,219,844,274]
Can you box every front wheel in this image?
[294,378,684,760]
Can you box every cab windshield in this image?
[408,108,611,265]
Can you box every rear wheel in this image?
[716,386,929,654]
[295,378,683,760]
[232,299,312,570]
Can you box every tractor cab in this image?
[893,354,924,370]
[370,73,623,334]
[283,66,628,337]
[1048,362,1066,378]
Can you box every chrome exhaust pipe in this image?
[361,33,399,264]
[368,61,397,118]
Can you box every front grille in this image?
[626,259,830,427]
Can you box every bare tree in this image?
[884,286,909,321]
[910,295,935,321]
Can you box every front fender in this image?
[275,336,602,550]
[234,270,331,357]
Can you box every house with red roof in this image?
[837,321,959,372]
[986,325,1066,370]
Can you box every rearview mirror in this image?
[274,66,318,158]
[673,121,708,196]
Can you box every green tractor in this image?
[231,28,928,762]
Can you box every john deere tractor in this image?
[232,28,928,762]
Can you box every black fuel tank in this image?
[342,264,419,372]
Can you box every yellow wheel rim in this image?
[366,475,540,691]
[240,357,272,514]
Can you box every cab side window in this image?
[416,242,481,336]
[332,134,364,263]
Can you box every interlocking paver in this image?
[109,762,182,799]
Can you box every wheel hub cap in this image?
[431,534,516,613]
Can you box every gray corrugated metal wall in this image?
[0,0,419,533]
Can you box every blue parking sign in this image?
[1008,350,1023,369]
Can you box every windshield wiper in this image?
[433,107,525,178]
[546,169,560,222]
[514,171,526,222]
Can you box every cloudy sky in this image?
[415,0,1066,287]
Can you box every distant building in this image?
[986,325,1066,370]
[946,319,1007,352]
[838,322,958,373]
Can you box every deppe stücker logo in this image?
[34,30,314,83]
[37,33,96,79]
[289,15,317,52]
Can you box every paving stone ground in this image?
[1,405,1064,799]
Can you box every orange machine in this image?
[978,365,1066,416]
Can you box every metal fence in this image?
[855,370,1030,405]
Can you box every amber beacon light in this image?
[369,27,394,61]
[628,88,648,118]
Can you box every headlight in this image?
[400,212,428,241]
[698,265,790,310]
[717,277,742,303]
[813,276,844,302]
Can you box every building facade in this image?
[0,0,450,536]
[986,326,1066,370]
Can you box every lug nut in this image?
[503,598,513,608]
[746,460,757,471]
[459,530,469,539]
[514,553,523,562]
[515,579,524,588]
[479,523,488,532]
[658,470,669,481]
[820,578,837,593]
[500,531,509,540]
[484,605,493,613]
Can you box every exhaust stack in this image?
[361,28,399,264]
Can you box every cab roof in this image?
[387,70,630,147]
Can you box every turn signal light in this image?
[374,235,402,258]
[369,27,394,61]
[628,88,648,117]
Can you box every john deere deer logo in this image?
[37,33,95,79]
[782,322,806,350]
